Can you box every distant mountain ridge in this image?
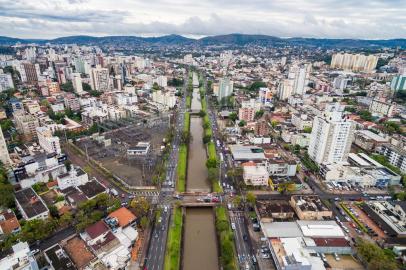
[0,34,404,48]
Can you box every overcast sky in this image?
[0,0,405,39]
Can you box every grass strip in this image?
[164,207,183,270]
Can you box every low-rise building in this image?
[44,244,75,270]
[127,142,151,156]
[14,113,40,141]
[0,210,21,235]
[264,147,297,177]
[57,167,89,190]
[369,98,397,117]
[15,187,49,221]
[354,130,388,151]
[380,144,406,173]
[255,200,295,222]
[229,145,266,163]
[0,242,39,270]
[290,195,332,220]
[242,162,269,186]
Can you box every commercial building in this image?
[380,144,406,173]
[36,126,61,154]
[290,195,332,220]
[362,201,406,238]
[229,145,266,162]
[242,162,269,186]
[15,188,49,221]
[308,104,355,164]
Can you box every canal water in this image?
[191,87,202,112]
[182,208,219,270]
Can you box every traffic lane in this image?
[147,208,171,270]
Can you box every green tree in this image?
[140,216,149,230]
[249,81,266,91]
[359,110,373,121]
[246,192,256,205]
[82,82,92,91]
[229,112,238,122]
[303,126,312,133]
[238,120,246,127]
[254,110,264,119]
[130,197,150,217]
[60,82,74,93]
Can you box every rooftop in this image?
[63,236,95,269]
[85,220,110,239]
[77,179,105,199]
[15,188,48,219]
[108,207,136,228]
[229,145,266,161]
[45,245,75,270]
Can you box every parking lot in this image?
[75,120,169,187]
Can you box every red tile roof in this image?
[108,207,136,228]
[85,221,109,239]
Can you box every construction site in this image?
[74,113,172,187]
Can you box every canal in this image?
[183,208,219,270]
[182,76,219,270]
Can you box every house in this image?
[0,210,21,235]
[15,187,49,221]
[44,244,75,270]
[255,200,295,222]
[108,207,137,228]
[77,179,106,199]
[57,167,89,190]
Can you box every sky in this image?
[0,0,405,39]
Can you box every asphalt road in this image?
[145,206,171,270]
[145,71,188,270]
[231,210,256,270]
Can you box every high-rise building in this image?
[36,127,61,154]
[331,53,378,72]
[217,78,233,102]
[238,99,261,122]
[72,73,84,94]
[90,66,109,92]
[308,104,355,164]
[390,75,406,91]
[14,113,40,141]
[277,79,294,100]
[258,87,273,106]
[21,63,40,84]
[288,64,310,95]
[0,70,14,91]
[0,128,11,165]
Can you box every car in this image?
[252,255,257,265]
[30,249,40,255]
[158,217,162,223]
[334,253,340,261]
[227,203,232,210]
[154,233,158,238]
[261,253,270,259]
[243,234,248,241]
[164,206,168,213]
[231,223,236,230]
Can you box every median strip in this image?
[164,207,183,270]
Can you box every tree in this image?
[356,238,399,270]
[130,197,150,217]
[140,216,149,230]
[383,121,401,135]
[60,82,74,93]
[0,119,13,133]
[246,192,256,205]
[206,158,218,169]
[359,110,373,121]
[82,82,92,91]
[152,82,160,91]
[198,110,206,117]
[271,120,279,128]
[249,81,266,91]
[238,120,246,127]
[254,110,264,119]
[59,212,73,227]
[228,112,238,122]
[303,126,312,133]
[232,195,242,208]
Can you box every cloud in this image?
[0,0,404,39]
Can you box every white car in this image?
[231,222,236,230]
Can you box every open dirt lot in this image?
[75,121,168,187]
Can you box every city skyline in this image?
[0,0,405,39]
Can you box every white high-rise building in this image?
[0,128,11,165]
[308,104,355,164]
[72,73,84,94]
[277,79,294,100]
[288,64,310,95]
[36,127,61,154]
[90,66,109,92]
[218,78,234,102]
[0,70,14,92]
